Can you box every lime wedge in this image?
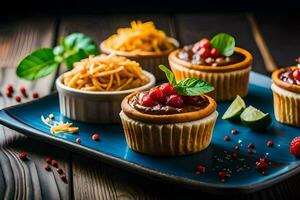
[222,95,246,120]
[240,106,272,129]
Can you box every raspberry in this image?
[290,136,300,157]
[149,87,164,102]
[166,94,184,108]
[141,95,156,107]
[199,47,211,59]
[159,83,176,96]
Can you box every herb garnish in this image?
[17,33,99,81]
[211,33,235,57]
[159,65,214,96]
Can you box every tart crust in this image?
[272,66,300,94]
[121,93,217,124]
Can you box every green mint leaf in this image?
[16,48,59,80]
[211,33,235,57]
[159,65,177,85]
[174,78,214,96]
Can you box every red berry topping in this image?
[60,175,68,183]
[6,84,13,93]
[45,164,51,171]
[76,138,81,144]
[19,152,27,160]
[256,160,268,171]
[199,38,211,49]
[210,48,219,58]
[15,95,21,102]
[46,157,52,164]
[149,87,165,102]
[218,171,227,178]
[57,168,63,174]
[92,133,100,141]
[234,145,240,151]
[159,83,176,96]
[290,136,300,157]
[292,69,300,82]
[259,157,269,163]
[20,86,26,94]
[231,129,238,135]
[267,140,274,147]
[248,149,253,155]
[196,165,206,174]
[32,92,39,99]
[51,160,58,167]
[224,135,230,141]
[141,95,156,107]
[232,153,239,159]
[6,90,12,97]
[199,47,211,59]
[166,94,184,108]
[248,143,255,149]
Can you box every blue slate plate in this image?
[0,72,299,194]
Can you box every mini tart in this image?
[100,38,179,81]
[271,67,300,127]
[169,47,253,101]
[120,93,218,156]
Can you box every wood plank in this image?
[0,18,72,199]
[174,13,267,74]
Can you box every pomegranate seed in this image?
[231,130,238,135]
[232,153,239,159]
[20,86,26,94]
[19,152,27,160]
[60,175,68,183]
[141,95,156,107]
[149,87,165,102]
[210,48,219,58]
[45,164,51,171]
[199,47,211,59]
[6,85,13,93]
[5,90,12,97]
[196,165,206,174]
[256,161,268,171]
[57,168,63,174]
[220,178,226,183]
[32,92,39,99]
[166,94,184,108]
[234,145,240,151]
[76,138,81,144]
[293,69,300,82]
[159,83,177,96]
[46,157,52,164]
[51,160,58,167]
[248,149,253,155]
[92,133,99,141]
[248,143,255,149]
[15,95,21,102]
[267,140,274,147]
[224,135,230,141]
[199,38,211,49]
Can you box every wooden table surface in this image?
[0,13,300,200]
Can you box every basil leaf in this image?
[159,65,177,85]
[16,48,59,80]
[211,33,235,57]
[175,78,214,96]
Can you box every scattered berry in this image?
[267,140,274,147]
[248,149,253,155]
[6,85,13,93]
[166,94,184,108]
[56,168,63,174]
[259,157,269,163]
[60,175,68,183]
[92,133,99,141]
[45,164,51,171]
[32,92,39,99]
[20,86,26,95]
[6,90,12,97]
[196,165,206,174]
[290,136,300,157]
[224,135,230,141]
[46,157,52,164]
[159,83,176,96]
[248,143,255,149]
[234,145,240,151]
[218,171,227,178]
[19,152,27,160]
[210,48,219,58]
[76,138,81,144]
[231,130,238,135]
[51,160,58,167]
[15,95,21,102]
[232,153,239,159]
[256,160,268,171]
[141,95,156,107]
[149,87,165,102]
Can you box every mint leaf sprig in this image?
[159,65,214,96]
[17,33,99,81]
[210,33,235,57]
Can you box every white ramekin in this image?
[56,70,156,124]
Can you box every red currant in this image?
[141,95,156,107]
[19,152,27,160]
[199,38,211,49]
[159,83,177,96]
[92,133,100,141]
[6,90,12,97]
[20,86,26,95]
[267,140,274,147]
[199,47,211,59]
[15,96,21,102]
[32,92,39,99]
[292,69,300,82]
[210,48,219,58]
[166,94,184,108]
[149,87,165,102]
[6,84,13,93]
[256,161,268,171]
[51,160,58,167]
